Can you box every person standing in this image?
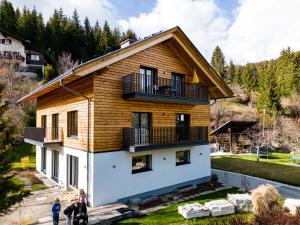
[63,202,76,225]
[51,198,61,225]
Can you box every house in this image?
[0,28,46,78]
[18,26,233,207]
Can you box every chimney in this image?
[120,38,135,49]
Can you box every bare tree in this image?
[57,52,79,75]
[278,117,300,152]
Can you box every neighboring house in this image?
[18,26,233,207]
[0,28,46,78]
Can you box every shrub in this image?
[251,184,282,217]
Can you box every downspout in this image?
[59,79,91,206]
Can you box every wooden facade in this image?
[22,27,233,153]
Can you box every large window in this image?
[132,155,152,174]
[139,67,156,94]
[176,150,190,166]
[41,115,47,137]
[171,73,185,96]
[67,111,78,137]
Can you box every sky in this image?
[10,0,300,64]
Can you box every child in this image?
[78,189,87,205]
[52,198,61,225]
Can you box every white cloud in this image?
[118,0,300,64]
[118,0,230,61]
[11,0,118,26]
[222,0,300,64]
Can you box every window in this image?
[139,67,156,94]
[67,111,78,137]
[30,54,40,61]
[176,150,190,166]
[132,112,151,146]
[52,114,59,140]
[41,115,47,137]
[1,39,12,45]
[171,73,185,96]
[132,155,152,174]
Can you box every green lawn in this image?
[211,156,300,186]
[11,143,36,169]
[117,188,252,225]
[227,152,294,165]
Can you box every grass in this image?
[227,152,294,165]
[10,143,46,191]
[211,156,300,186]
[11,143,36,170]
[117,188,252,225]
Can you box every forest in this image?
[0,0,136,67]
[210,46,300,150]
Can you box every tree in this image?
[0,0,17,33]
[211,45,226,79]
[57,52,78,75]
[225,60,235,85]
[44,64,56,83]
[0,84,30,215]
[256,61,281,115]
[275,47,297,97]
[241,63,258,93]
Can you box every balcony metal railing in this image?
[123,126,208,150]
[123,73,209,102]
[0,51,25,61]
[24,127,62,144]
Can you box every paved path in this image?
[0,173,130,225]
[212,169,300,199]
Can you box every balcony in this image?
[24,127,62,147]
[123,126,208,152]
[0,51,25,61]
[123,73,209,104]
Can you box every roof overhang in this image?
[18,26,233,104]
[211,120,258,135]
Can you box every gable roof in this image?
[0,28,30,45]
[18,26,233,103]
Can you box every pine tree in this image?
[0,84,30,214]
[275,47,297,97]
[211,45,226,79]
[256,61,281,115]
[241,63,258,92]
[0,0,17,33]
[102,20,113,53]
[232,65,242,85]
[225,60,235,84]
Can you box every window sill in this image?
[132,168,152,174]
[67,136,78,140]
[176,162,191,166]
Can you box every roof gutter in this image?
[59,78,91,206]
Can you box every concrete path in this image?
[0,173,130,225]
[212,169,300,199]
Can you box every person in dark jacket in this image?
[73,201,88,225]
[51,198,61,225]
[63,202,77,225]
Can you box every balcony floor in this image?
[124,92,209,105]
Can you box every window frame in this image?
[67,111,78,138]
[176,150,191,166]
[51,113,59,140]
[132,154,152,174]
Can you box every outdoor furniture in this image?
[227,193,252,212]
[159,85,172,95]
[204,200,235,216]
[178,202,210,219]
